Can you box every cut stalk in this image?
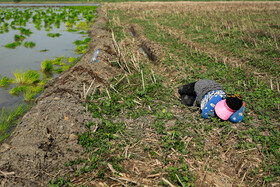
[106,88,111,99]
[141,70,145,90]
[151,69,156,83]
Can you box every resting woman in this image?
[178,79,246,123]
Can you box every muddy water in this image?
[0,8,87,110]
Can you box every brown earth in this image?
[0,6,119,186]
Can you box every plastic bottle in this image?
[91,48,100,63]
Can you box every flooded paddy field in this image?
[0,6,97,109]
[0,5,97,141]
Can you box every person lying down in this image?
[178,79,246,123]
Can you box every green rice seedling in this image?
[46,33,62,38]
[79,31,88,35]
[75,45,88,54]
[42,71,53,79]
[52,56,65,65]
[73,40,84,45]
[41,59,53,72]
[23,89,36,102]
[10,25,17,30]
[23,70,40,84]
[0,76,12,87]
[4,41,21,49]
[0,104,28,142]
[9,85,27,95]
[2,22,9,32]
[18,17,26,26]
[67,29,77,32]
[14,34,26,42]
[45,27,51,32]
[13,69,40,84]
[30,85,44,94]
[76,21,88,31]
[73,38,90,45]
[65,21,73,28]
[83,37,91,43]
[55,19,61,28]
[19,27,32,36]
[85,15,94,23]
[23,41,36,48]
[37,80,46,86]
[35,22,41,30]
[67,57,77,63]
[55,64,72,74]
[39,49,48,52]
[13,70,24,84]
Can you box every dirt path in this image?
[0,6,119,186]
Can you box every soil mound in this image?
[0,6,118,186]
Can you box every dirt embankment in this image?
[0,6,118,186]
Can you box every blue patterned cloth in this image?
[201,90,226,119]
[200,90,226,110]
[229,106,245,123]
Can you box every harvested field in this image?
[1,2,280,187]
